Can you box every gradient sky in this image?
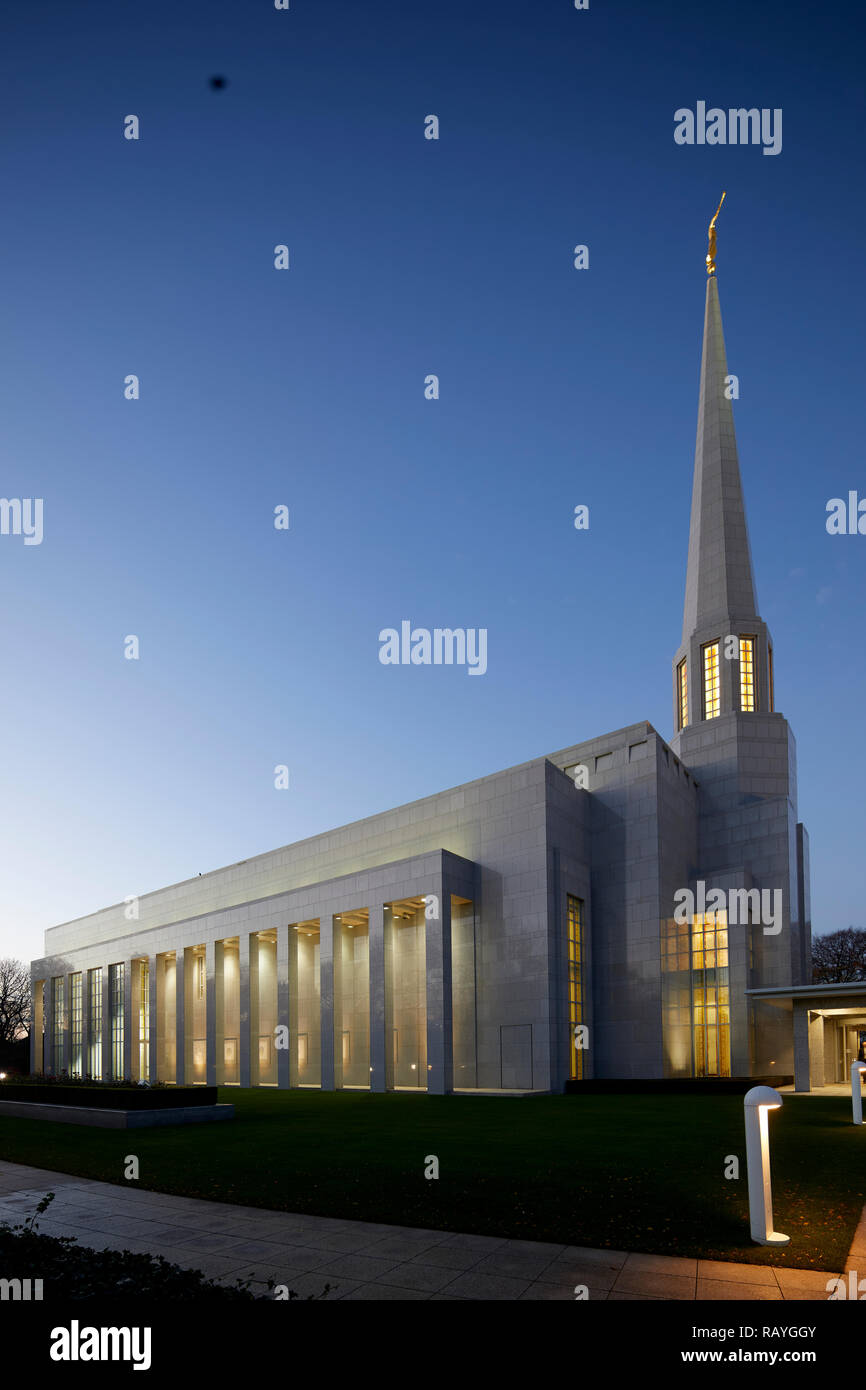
[1,0,864,966]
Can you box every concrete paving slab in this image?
[697,1278,783,1300]
[0,1157,856,1304]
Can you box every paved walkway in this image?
[0,1160,851,1301]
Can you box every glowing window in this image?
[138,961,150,1082]
[70,973,83,1078]
[88,967,102,1079]
[567,895,585,1080]
[109,963,125,1080]
[691,911,730,1078]
[702,642,720,719]
[677,658,688,730]
[739,636,756,712]
[51,977,65,1075]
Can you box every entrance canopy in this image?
[746,982,866,1092]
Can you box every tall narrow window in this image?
[139,961,150,1081]
[677,658,688,730]
[70,973,83,1077]
[567,895,585,1080]
[88,967,102,1079]
[51,977,65,1074]
[739,636,756,712]
[691,911,730,1077]
[768,643,775,712]
[109,963,125,1080]
[702,642,720,719]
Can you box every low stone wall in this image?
[0,1084,218,1109]
[0,1100,235,1129]
[564,1076,794,1095]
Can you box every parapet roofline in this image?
[45,718,663,937]
[35,847,477,966]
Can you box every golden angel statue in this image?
[706,191,726,276]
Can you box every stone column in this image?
[808,1011,825,1089]
[793,1003,811,1092]
[175,952,186,1085]
[426,881,453,1095]
[277,925,290,1089]
[206,940,217,1086]
[148,957,158,1083]
[287,928,298,1088]
[211,945,222,1084]
[320,914,335,1091]
[249,935,260,1087]
[239,933,251,1088]
[369,901,387,1092]
[101,966,112,1081]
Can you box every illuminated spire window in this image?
[702,642,720,719]
[739,636,756,712]
[677,659,688,730]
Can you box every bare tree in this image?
[0,958,31,1043]
[812,928,866,984]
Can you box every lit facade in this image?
[30,271,813,1091]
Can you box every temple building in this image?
[33,242,848,1094]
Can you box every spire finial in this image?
[706,191,726,276]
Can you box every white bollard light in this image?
[744,1085,789,1246]
[851,1062,866,1125]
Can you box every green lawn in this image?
[0,1090,861,1271]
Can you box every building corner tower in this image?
[670,230,812,1079]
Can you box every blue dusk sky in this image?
[1,0,864,965]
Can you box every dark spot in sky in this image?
[209,76,228,90]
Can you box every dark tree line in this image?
[0,958,30,1042]
[812,928,866,983]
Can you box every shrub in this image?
[0,1194,329,1301]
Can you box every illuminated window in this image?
[692,911,730,1077]
[51,977,65,1074]
[702,642,720,719]
[138,961,150,1081]
[567,895,585,1080]
[677,658,688,730]
[109,963,125,1080]
[70,973,83,1078]
[768,643,775,712]
[739,637,756,712]
[196,956,205,1000]
[88,968,102,1079]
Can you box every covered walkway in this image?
[746,983,866,1093]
